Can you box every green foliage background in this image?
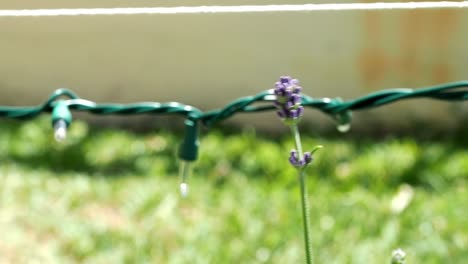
[0,117,466,263]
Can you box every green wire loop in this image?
[0,81,467,161]
[1,81,466,123]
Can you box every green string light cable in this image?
[1,80,467,195]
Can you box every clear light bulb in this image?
[179,161,191,198]
[54,119,67,142]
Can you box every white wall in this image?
[1,1,467,131]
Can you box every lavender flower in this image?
[274,76,304,124]
[273,75,321,264]
[289,150,313,168]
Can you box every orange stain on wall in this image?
[358,9,389,89]
[359,4,459,89]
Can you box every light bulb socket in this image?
[51,101,72,127]
[178,119,199,161]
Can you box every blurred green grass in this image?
[0,117,467,263]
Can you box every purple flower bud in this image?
[273,76,305,123]
[289,149,314,168]
[274,88,282,96]
[304,152,313,165]
[296,106,304,117]
[289,109,298,119]
[280,76,291,84]
[277,110,286,118]
[289,150,299,166]
[293,86,302,94]
[291,94,301,105]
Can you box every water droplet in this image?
[391,248,406,264]
[180,183,189,197]
[337,123,351,133]
[179,161,191,197]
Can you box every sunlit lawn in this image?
[0,118,466,263]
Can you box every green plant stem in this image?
[291,124,313,264]
[291,124,303,157]
[299,168,313,264]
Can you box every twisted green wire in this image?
[1,81,467,125]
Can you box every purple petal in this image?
[296,106,304,118]
[277,110,286,118]
[291,94,301,104]
[289,109,298,119]
[280,76,291,84]
[274,88,286,96]
[293,86,302,94]
[282,109,290,118]
[275,82,285,89]
[289,156,297,166]
[289,149,299,166]
[304,152,313,164]
[299,159,306,166]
